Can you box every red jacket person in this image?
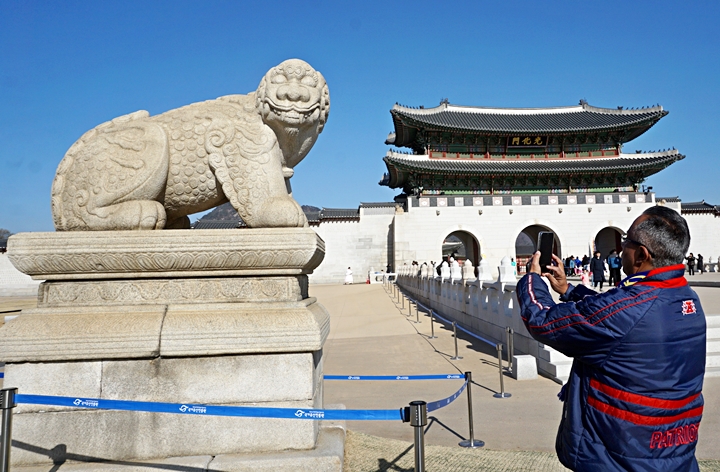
[517,206,706,471]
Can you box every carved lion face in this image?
[256,59,330,136]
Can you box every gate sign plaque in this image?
[507,136,547,147]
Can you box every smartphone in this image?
[537,231,555,270]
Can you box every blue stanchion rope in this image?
[15,394,402,421]
[428,379,468,413]
[395,291,497,347]
[324,374,464,381]
[0,372,4,379]
[428,307,497,348]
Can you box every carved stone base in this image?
[0,299,329,362]
[1,229,340,469]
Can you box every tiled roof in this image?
[681,201,720,215]
[391,102,667,135]
[304,209,321,223]
[657,196,681,203]
[192,220,240,229]
[320,208,360,220]
[360,202,397,208]
[383,149,684,176]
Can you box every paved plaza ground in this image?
[313,280,720,468]
[1,275,719,471]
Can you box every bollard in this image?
[408,300,412,317]
[493,344,511,398]
[1,388,18,472]
[506,327,514,374]
[415,302,420,324]
[408,401,427,472]
[401,294,405,310]
[450,322,463,360]
[428,310,437,339]
[459,372,484,448]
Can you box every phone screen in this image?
[537,232,555,269]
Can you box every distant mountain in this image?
[196,203,321,223]
[198,202,241,222]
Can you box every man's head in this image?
[594,251,601,258]
[622,206,690,275]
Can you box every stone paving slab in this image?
[343,430,720,472]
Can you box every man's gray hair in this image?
[632,206,691,267]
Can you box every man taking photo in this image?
[516,206,706,471]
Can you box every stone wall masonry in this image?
[309,212,395,284]
[302,193,720,286]
[396,271,572,384]
[684,213,720,270]
[395,195,654,277]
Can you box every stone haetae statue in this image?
[51,59,329,231]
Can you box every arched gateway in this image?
[442,230,481,266]
[515,225,561,274]
[595,227,623,258]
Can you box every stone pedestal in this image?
[511,355,538,381]
[1,229,343,470]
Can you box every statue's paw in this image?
[137,201,167,230]
[252,196,307,228]
[79,200,166,230]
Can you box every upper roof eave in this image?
[391,101,664,116]
[389,101,668,138]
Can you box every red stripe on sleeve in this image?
[588,396,703,426]
[532,296,657,335]
[590,379,701,410]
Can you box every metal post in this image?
[451,322,463,360]
[459,372,484,448]
[428,311,437,339]
[1,388,18,472]
[408,299,412,317]
[493,344,511,398]
[415,302,420,324]
[401,293,405,310]
[506,327,514,373]
[409,401,427,472]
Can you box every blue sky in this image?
[1,0,719,232]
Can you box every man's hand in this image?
[528,251,543,275]
[528,252,569,295]
[543,254,569,295]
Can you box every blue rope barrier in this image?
[324,374,464,381]
[0,372,4,379]
[454,322,497,348]
[390,283,499,351]
[428,307,497,348]
[15,394,403,421]
[427,379,468,412]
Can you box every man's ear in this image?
[634,246,652,269]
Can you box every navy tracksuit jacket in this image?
[517,264,706,471]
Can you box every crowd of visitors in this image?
[561,245,705,291]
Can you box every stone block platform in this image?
[1,229,343,470]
